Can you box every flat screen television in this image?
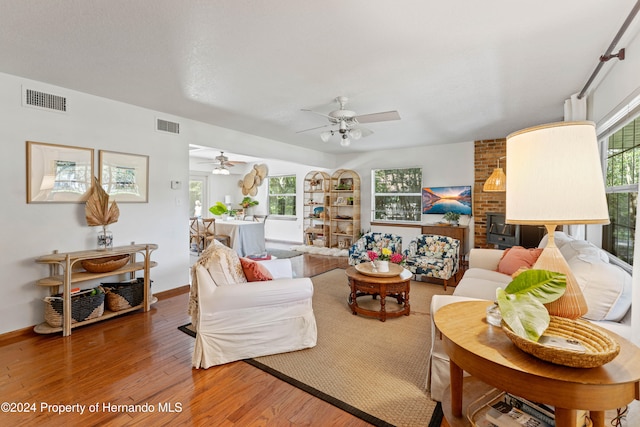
[422,185,472,215]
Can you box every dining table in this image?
[214,219,266,257]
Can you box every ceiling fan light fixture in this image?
[212,166,230,175]
[349,128,362,140]
[320,131,332,142]
[340,136,351,147]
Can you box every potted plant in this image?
[240,196,259,209]
[209,201,229,219]
[443,211,461,226]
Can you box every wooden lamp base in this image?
[533,225,588,319]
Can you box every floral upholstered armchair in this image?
[348,232,402,266]
[403,234,460,290]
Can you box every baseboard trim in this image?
[0,285,191,344]
[0,325,39,346]
[156,284,190,300]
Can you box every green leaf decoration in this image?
[497,288,550,341]
[496,269,567,342]
[504,269,566,304]
[208,201,229,216]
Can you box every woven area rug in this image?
[180,268,453,426]
[251,268,451,426]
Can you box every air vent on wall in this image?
[22,87,67,112]
[156,118,180,134]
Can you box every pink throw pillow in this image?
[239,257,274,282]
[497,246,543,276]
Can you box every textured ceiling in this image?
[1,1,639,156]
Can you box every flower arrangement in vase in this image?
[367,248,405,272]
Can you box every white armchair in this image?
[189,240,317,368]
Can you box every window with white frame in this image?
[268,175,296,216]
[602,115,640,265]
[371,167,422,222]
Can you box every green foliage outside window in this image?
[372,168,422,222]
[604,117,640,265]
[268,175,296,216]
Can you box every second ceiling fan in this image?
[298,96,400,146]
[199,151,246,175]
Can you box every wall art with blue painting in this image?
[422,186,472,215]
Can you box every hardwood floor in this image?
[0,254,373,426]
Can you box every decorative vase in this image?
[98,227,113,249]
[375,260,389,272]
[486,303,502,326]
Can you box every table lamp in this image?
[506,121,610,319]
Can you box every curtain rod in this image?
[578,0,640,99]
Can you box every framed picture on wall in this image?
[422,185,472,215]
[26,141,94,203]
[99,150,149,203]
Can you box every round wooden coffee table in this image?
[345,265,411,322]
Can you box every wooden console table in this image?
[34,244,158,336]
[434,301,640,427]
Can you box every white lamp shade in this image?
[506,121,609,225]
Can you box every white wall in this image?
[588,29,640,346]
[0,74,187,334]
[589,29,640,127]
[0,72,335,335]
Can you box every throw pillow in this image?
[239,257,274,282]
[497,246,543,275]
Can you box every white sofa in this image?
[428,232,633,401]
[189,240,317,369]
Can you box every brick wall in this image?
[474,139,506,248]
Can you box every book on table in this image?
[486,400,552,427]
[504,393,555,426]
[504,392,589,427]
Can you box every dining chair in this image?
[202,218,231,248]
[190,217,205,254]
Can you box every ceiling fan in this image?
[199,151,246,175]
[298,96,400,146]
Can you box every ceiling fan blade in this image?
[226,161,246,166]
[355,110,401,124]
[296,123,331,134]
[301,108,333,120]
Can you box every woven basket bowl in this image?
[81,254,130,273]
[502,315,620,368]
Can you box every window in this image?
[268,175,296,216]
[603,116,640,265]
[372,167,422,222]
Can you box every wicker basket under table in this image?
[44,288,105,327]
[102,278,149,311]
